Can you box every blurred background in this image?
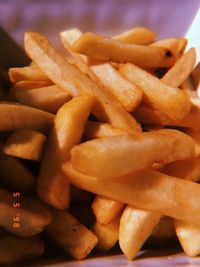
[0,0,200,49]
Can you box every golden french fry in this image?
[92,195,124,225]
[64,163,200,226]
[84,121,129,140]
[72,32,175,68]
[0,188,51,237]
[150,217,175,242]
[9,64,51,83]
[25,32,141,134]
[0,153,35,194]
[12,85,71,113]
[0,230,44,265]
[61,29,143,112]
[46,208,98,259]
[119,63,191,122]
[119,206,161,260]
[151,38,187,58]
[38,95,94,209]
[70,129,194,178]
[0,102,54,134]
[113,27,156,45]
[3,129,46,161]
[161,48,196,87]
[92,214,120,251]
[11,80,53,91]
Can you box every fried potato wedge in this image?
[72,32,174,68]
[0,102,54,134]
[119,63,191,122]
[46,209,98,259]
[70,129,194,178]
[38,95,94,209]
[0,188,51,237]
[25,32,141,134]
[3,129,46,161]
[12,85,71,113]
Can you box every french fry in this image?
[0,188,51,237]
[0,153,35,194]
[92,195,124,225]
[151,38,187,58]
[64,163,200,226]
[9,64,51,83]
[0,230,44,265]
[25,32,141,134]
[92,214,120,251]
[11,80,53,90]
[46,208,98,259]
[150,217,175,242]
[3,129,46,161]
[70,129,194,178]
[38,95,94,209]
[191,62,200,90]
[84,121,129,140]
[161,48,196,87]
[119,206,161,260]
[72,32,175,68]
[119,63,191,122]
[12,85,71,113]
[0,102,54,134]
[113,27,156,45]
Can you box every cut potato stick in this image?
[12,80,53,91]
[84,121,129,140]
[119,63,191,122]
[3,129,46,161]
[92,195,124,225]
[92,215,120,251]
[0,188,51,237]
[151,38,187,58]
[12,85,71,113]
[113,27,156,45]
[0,102,54,134]
[0,231,44,265]
[70,129,194,178]
[9,64,51,83]
[46,209,98,259]
[64,163,200,225]
[0,153,35,194]
[25,32,141,134]
[38,95,94,209]
[61,29,143,112]
[119,206,160,260]
[161,48,196,87]
[72,32,175,68]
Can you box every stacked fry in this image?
[1,27,200,264]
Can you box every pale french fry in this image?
[0,153,35,194]
[84,121,129,140]
[38,95,94,209]
[46,209,98,259]
[161,48,196,87]
[0,230,44,265]
[70,129,194,178]
[12,80,53,90]
[151,38,187,58]
[9,64,51,83]
[92,214,120,251]
[113,27,156,45]
[119,63,191,122]
[25,32,141,134]
[150,217,175,241]
[0,102,54,134]
[119,206,161,260]
[64,163,200,225]
[92,195,124,225]
[3,129,46,161]
[12,85,71,113]
[61,29,143,112]
[72,32,175,68]
[0,188,51,237]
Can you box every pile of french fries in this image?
[1,26,200,264]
